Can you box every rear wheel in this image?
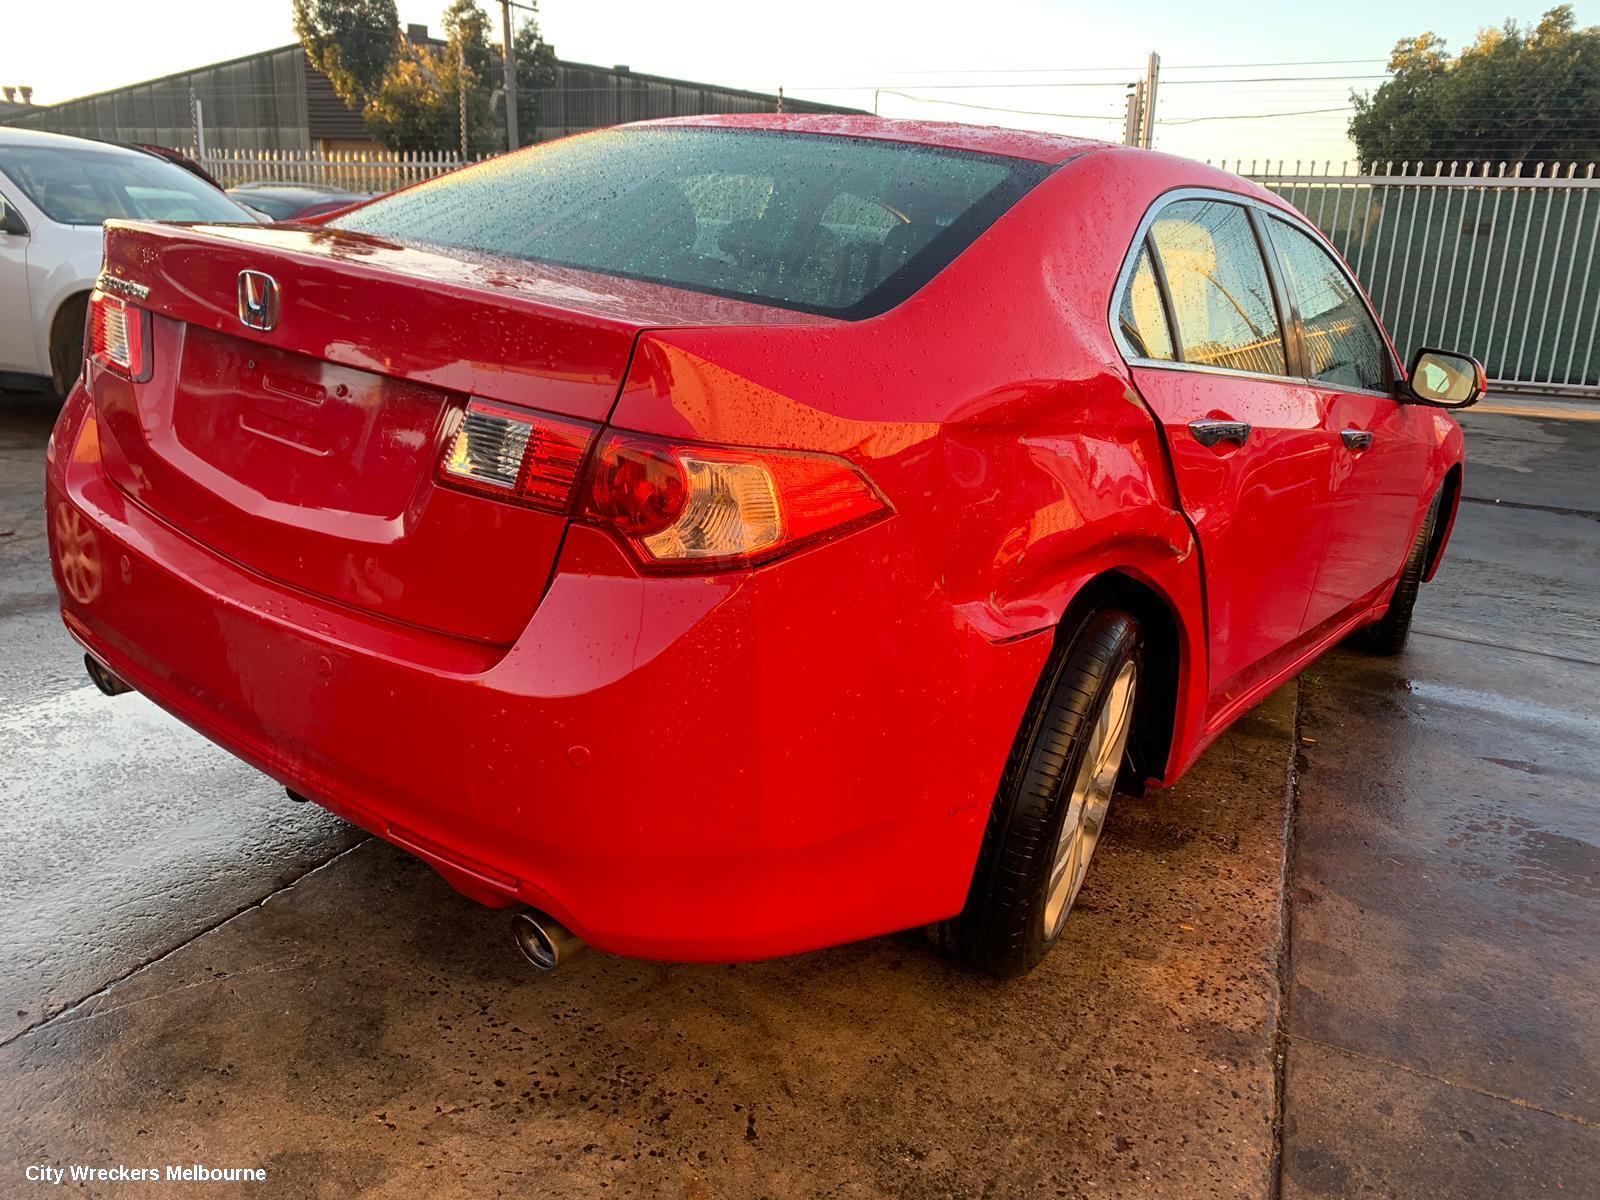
[1350,494,1439,656]
[939,609,1141,978]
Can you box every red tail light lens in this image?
[438,399,597,512]
[581,430,890,570]
[87,290,150,381]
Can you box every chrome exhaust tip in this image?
[84,653,132,697]
[511,910,584,971]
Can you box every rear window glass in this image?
[330,127,1051,319]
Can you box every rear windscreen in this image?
[330,127,1052,319]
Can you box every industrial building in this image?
[1,32,850,153]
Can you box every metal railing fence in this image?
[199,148,484,193]
[1224,161,1600,396]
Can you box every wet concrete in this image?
[1,384,1295,1197]
[0,390,363,1043]
[1280,398,1600,1198]
[0,705,1298,1198]
[2,387,1595,1197]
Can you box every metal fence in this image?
[199,148,483,192]
[1226,161,1600,396]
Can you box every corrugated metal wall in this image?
[4,48,852,154]
[7,47,314,151]
[527,61,846,142]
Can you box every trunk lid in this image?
[93,220,827,643]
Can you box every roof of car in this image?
[229,182,360,195]
[632,113,1111,165]
[0,126,154,157]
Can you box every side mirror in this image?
[0,197,27,237]
[1405,347,1485,409]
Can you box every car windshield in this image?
[0,143,249,225]
[330,127,1051,319]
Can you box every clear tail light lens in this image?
[438,399,597,512]
[583,430,890,570]
[87,290,150,380]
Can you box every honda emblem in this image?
[237,270,280,331]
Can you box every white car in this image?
[0,128,256,394]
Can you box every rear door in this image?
[1261,216,1429,629]
[1117,196,1332,716]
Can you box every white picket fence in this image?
[198,148,486,193]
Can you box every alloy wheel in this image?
[1042,658,1136,938]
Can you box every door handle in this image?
[1341,428,1374,451]
[1188,419,1252,448]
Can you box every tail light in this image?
[437,401,889,570]
[87,290,151,381]
[438,400,596,512]
[582,430,889,570]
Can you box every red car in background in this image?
[47,115,1483,977]
[224,183,379,221]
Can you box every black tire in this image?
[1350,494,1439,656]
[938,608,1141,979]
[49,294,90,398]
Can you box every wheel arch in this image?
[1051,567,1190,791]
[1422,462,1462,582]
[48,288,92,393]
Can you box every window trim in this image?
[1137,193,1293,381]
[1260,210,1398,397]
[1109,186,1402,397]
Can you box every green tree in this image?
[513,8,560,145]
[363,1,502,154]
[1350,5,1600,166]
[293,0,400,107]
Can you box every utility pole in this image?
[1123,80,1145,147]
[501,0,519,152]
[189,88,206,160]
[459,42,468,158]
[1140,51,1160,150]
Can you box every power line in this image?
[876,91,1122,120]
[1159,105,1357,125]
[794,74,1389,92]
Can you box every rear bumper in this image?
[46,386,1047,961]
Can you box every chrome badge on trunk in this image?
[237,271,280,331]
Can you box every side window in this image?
[1117,243,1176,361]
[1267,218,1391,393]
[1149,200,1286,377]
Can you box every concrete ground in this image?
[0,387,1595,1198]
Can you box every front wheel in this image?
[1350,494,1440,656]
[939,608,1141,978]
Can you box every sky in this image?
[2,0,1592,163]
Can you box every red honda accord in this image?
[47,115,1482,977]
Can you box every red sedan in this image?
[47,115,1483,977]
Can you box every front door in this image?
[1261,216,1430,629]
[0,183,37,375]
[1118,198,1333,717]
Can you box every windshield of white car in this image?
[0,145,249,225]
